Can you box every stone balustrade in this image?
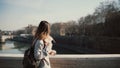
[0,54,120,68]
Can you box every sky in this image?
[0,0,116,31]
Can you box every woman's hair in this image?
[34,21,50,40]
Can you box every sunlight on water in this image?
[0,41,30,54]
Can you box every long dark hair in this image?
[34,21,50,40]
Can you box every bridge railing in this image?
[0,54,120,68]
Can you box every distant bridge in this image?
[0,35,14,43]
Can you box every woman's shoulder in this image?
[45,35,53,42]
[36,39,44,44]
[48,35,53,40]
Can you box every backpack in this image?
[22,39,38,68]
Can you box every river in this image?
[0,40,75,54]
[0,40,81,54]
[0,40,30,54]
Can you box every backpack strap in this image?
[32,38,38,47]
[43,40,46,49]
[29,38,38,61]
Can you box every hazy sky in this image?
[0,0,114,31]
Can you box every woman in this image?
[33,21,56,68]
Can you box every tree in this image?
[15,30,25,35]
[94,0,119,23]
[65,20,79,36]
[104,12,120,37]
[24,24,37,34]
[51,23,61,36]
[77,0,120,36]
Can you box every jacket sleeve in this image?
[34,40,47,60]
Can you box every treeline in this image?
[13,25,37,36]
[51,0,120,37]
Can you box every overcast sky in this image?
[0,0,115,31]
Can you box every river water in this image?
[0,40,30,54]
[0,40,80,54]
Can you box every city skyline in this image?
[0,0,115,31]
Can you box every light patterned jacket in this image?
[34,36,54,68]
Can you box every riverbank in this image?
[53,36,120,53]
[12,35,33,44]
[11,35,120,54]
